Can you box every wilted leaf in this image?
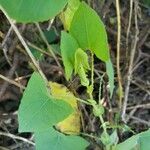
[18,72,73,132]
[35,127,89,150]
[70,2,110,61]
[0,0,68,22]
[49,82,80,135]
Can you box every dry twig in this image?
[122,1,139,122]
[0,74,25,90]
[1,6,47,83]
[126,0,134,51]
[116,0,123,108]
[0,54,19,98]
[35,23,62,68]
[0,132,35,146]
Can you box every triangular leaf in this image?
[0,0,68,22]
[18,72,73,132]
[60,31,79,80]
[35,127,89,150]
[70,2,110,61]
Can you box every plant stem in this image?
[0,131,35,146]
[116,0,123,109]
[121,1,139,122]
[99,115,108,137]
[76,98,91,105]
[86,52,109,149]
[80,132,99,140]
[91,52,94,92]
[0,74,25,90]
[99,115,110,150]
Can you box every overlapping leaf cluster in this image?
[1,0,150,149]
[61,1,114,97]
[0,0,89,149]
[0,0,116,149]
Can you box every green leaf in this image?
[115,129,150,150]
[74,48,90,73]
[44,28,58,44]
[70,2,110,61]
[0,0,68,22]
[30,47,43,60]
[35,127,89,150]
[51,44,61,55]
[75,48,90,86]
[93,104,104,117]
[60,31,79,80]
[60,0,80,30]
[77,66,89,87]
[109,130,119,146]
[139,133,150,150]
[142,0,150,7]
[106,59,114,98]
[18,72,73,132]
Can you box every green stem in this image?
[76,98,91,105]
[86,52,110,149]
[91,52,94,92]
[80,132,99,140]
[99,115,110,150]
[99,115,108,137]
